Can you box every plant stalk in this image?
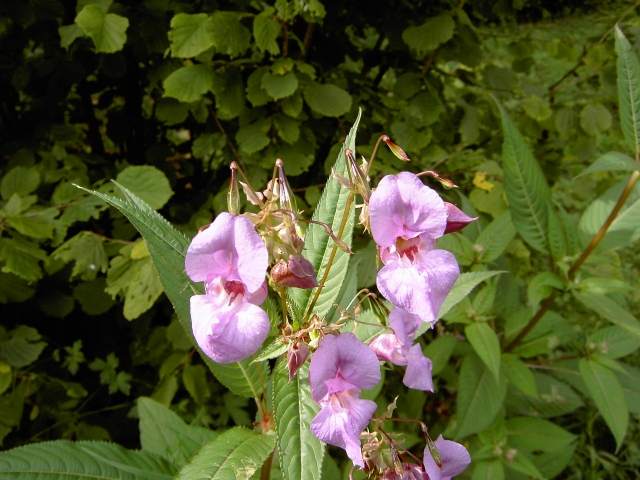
[505,170,640,352]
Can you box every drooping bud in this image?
[227,162,240,214]
[382,135,410,162]
[287,341,310,380]
[275,158,297,214]
[443,202,477,234]
[418,170,457,189]
[271,255,318,289]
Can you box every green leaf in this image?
[59,24,84,49]
[291,109,360,319]
[163,65,214,104]
[502,353,537,397]
[472,460,504,480]
[547,206,568,260]
[439,271,504,319]
[507,372,583,418]
[273,360,324,480]
[579,103,612,136]
[465,323,501,382]
[402,13,455,57]
[274,114,300,144]
[0,326,46,368]
[0,237,47,282]
[303,83,352,117]
[0,440,175,479]
[455,353,506,439]
[75,4,129,53]
[615,25,640,155]
[589,326,640,359]
[106,255,163,320]
[1,167,40,200]
[138,396,217,467]
[78,182,268,398]
[576,293,640,340]
[497,104,551,253]
[527,271,563,306]
[253,9,280,55]
[53,231,108,280]
[176,428,275,480]
[506,416,575,453]
[115,166,173,210]
[261,72,298,100]
[252,339,288,363]
[579,358,628,449]
[578,151,637,176]
[182,364,210,404]
[210,12,251,58]
[475,212,515,262]
[168,13,215,58]
[423,335,457,375]
[6,208,58,240]
[236,120,271,154]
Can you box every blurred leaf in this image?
[576,293,640,340]
[182,364,210,405]
[506,416,575,452]
[507,372,583,418]
[1,167,40,200]
[254,9,280,55]
[164,65,214,103]
[502,353,537,397]
[115,166,173,210]
[439,271,504,320]
[465,323,501,382]
[53,231,108,280]
[261,72,298,100]
[168,13,215,58]
[497,104,551,253]
[176,427,275,480]
[75,4,129,53]
[578,151,637,176]
[615,25,640,154]
[303,83,352,117]
[402,13,455,57]
[589,326,640,359]
[0,326,46,368]
[0,237,47,282]
[423,334,457,375]
[475,212,516,262]
[210,12,250,58]
[579,358,628,449]
[472,460,504,480]
[579,103,612,135]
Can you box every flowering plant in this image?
[182,110,473,478]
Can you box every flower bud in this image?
[382,135,410,162]
[443,202,477,234]
[271,255,318,289]
[346,149,371,202]
[227,162,240,214]
[287,341,309,380]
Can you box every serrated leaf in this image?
[75,4,129,53]
[176,428,274,480]
[303,83,352,117]
[138,397,217,467]
[291,109,360,320]
[578,151,637,176]
[497,104,551,253]
[210,12,250,58]
[0,326,46,368]
[547,206,568,260]
[252,339,288,363]
[253,9,280,55]
[273,360,324,480]
[115,166,173,210]
[465,323,501,382]
[0,440,175,479]
[455,353,506,439]
[0,237,47,282]
[53,231,108,280]
[506,416,575,453]
[579,358,628,449]
[576,293,640,340]
[475,212,515,262]
[615,25,640,155]
[78,183,268,398]
[168,13,215,58]
[0,167,40,200]
[163,65,214,103]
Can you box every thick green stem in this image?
[505,170,640,352]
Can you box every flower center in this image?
[396,236,420,261]
[223,280,245,298]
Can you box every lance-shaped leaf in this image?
[78,183,268,398]
[497,104,552,253]
[273,359,324,480]
[615,26,640,156]
[292,109,361,320]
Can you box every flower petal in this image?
[370,172,447,247]
[435,436,471,478]
[233,214,269,292]
[377,262,434,322]
[190,294,269,363]
[403,345,433,392]
[389,308,422,346]
[185,213,236,283]
[415,249,459,322]
[309,333,381,401]
[444,202,477,234]
[369,333,406,365]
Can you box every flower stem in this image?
[505,170,640,352]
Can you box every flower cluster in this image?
[183,132,472,478]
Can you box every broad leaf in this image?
[502,353,537,397]
[0,440,175,479]
[579,358,628,449]
[176,427,275,480]
[292,109,360,320]
[163,65,214,103]
[475,212,515,262]
[465,323,501,382]
[75,4,129,53]
[497,104,551,253]
[78,183,268,398]
[115,166,174,210]
[578,151,637,176]
[455,353,506,439]
[168,13,215,58]
[506,417,575,453]
[440,271,504,319]
[303,84,352,117]
[138,396,217,467]
[576,293,640,340]
[615,26,640,155]
[272,360,324,480]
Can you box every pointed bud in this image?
[287,341,309,380]
[418,170,457,189]
[345,149,371,202]
[271,255,318,289]
[382,135,410,161]
[275,159,298,214]
[444,202,477,234]
[227,162,240,214]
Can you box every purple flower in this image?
[423,435,471,480]
[369,173,459,325]
[370,309,434,391]
[309,333,381,468]
[185,212,270,363]
[271,255,318,289]
[443,202,476,234]
[381,464,427,479]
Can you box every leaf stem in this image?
[505,170,640,352]
[260,451,274,480]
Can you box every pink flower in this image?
[309,333,381,468]
[381,464,427,479]
[185,213,270,363]
[370,309,434,391]
[369,173,459,325]
[443,202,476,234]
[423,435,471,480]
[270,255,318,289]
